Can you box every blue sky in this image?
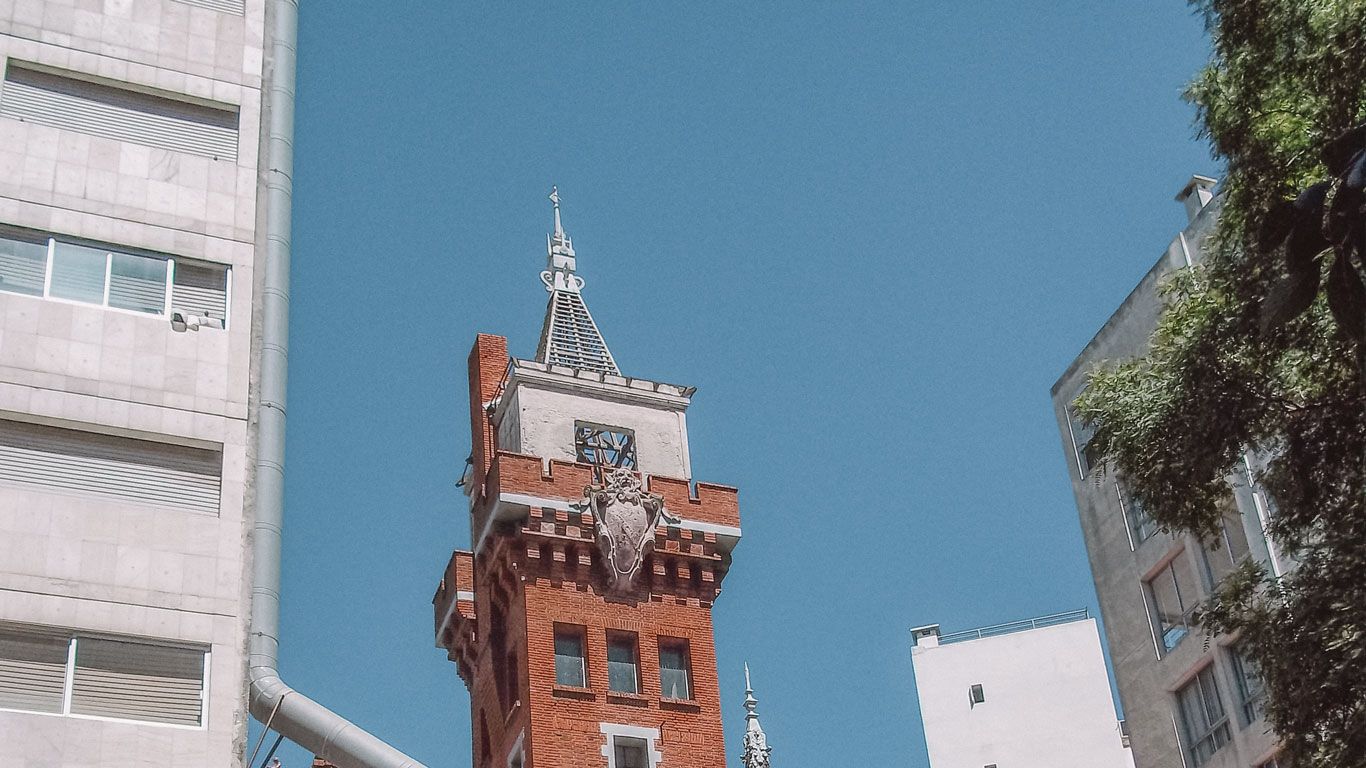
[251,3,1215,767]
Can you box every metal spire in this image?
[741,664,772,768]
[535,186,621,375]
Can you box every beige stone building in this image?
[1052,178,1288,768]
[0,0,268,765]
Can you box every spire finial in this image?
[549,185,564,238]
[741,664,772,768]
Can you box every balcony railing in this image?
[939,608,1090,645]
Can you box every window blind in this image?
[0,627,68,714]
[70,638,204,726]
[0,63,239,161]
[0,420,222,515]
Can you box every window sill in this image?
[659,697,700,713]
[552,686,596,701]
[606,692,649,707]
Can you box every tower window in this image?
[658,639,692,700]
[613,736,649,768]
[969,683,985,706]
[575,422,637,469]
[606,632,639,694]
[553,625,586,688]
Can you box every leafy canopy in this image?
[1074,1,1366,765]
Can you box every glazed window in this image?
[0,227,230,327]
[1176,665,1231,766]
[553,625,586,688]
[1146,554,1198,652]
[658,639,691,700]
[613,736,648,768]
[606,633,639,694]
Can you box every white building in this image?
[911,610,1135,768]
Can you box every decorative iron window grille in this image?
[574,422,637,469]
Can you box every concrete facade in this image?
[0,1,276,766]
[1051,180,1286,768]
[911,613,1135,768]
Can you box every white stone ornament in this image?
[741,663,773,768]
[578,468,678,593]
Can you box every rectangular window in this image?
[575,422,638,469]
[1146,554,1198,652]
[553,625,586,688]
[613,736,648,768]
[1066,403,1102,476]
[1177,665,1231,767]
[658,639,692,700]
[606,633,639,694]
[0,626,69,714]
[1118,484,1158,547]
[0,419,222,515]
[1229,647,1264,726]
[1,61,239,161]
[1201,512,1253,588]
[0,228,229,327]
[0,625,206,727]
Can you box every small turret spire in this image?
[534,186,621,375]
[741,664,772,768]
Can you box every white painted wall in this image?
[495,366,692,480]
[912,618,1135,768]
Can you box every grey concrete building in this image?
[0,1,269,765]
[1051,177,1290,768]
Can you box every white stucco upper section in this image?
[911,617,1135,768]
[493,359,693,479]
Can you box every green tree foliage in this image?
[1074,2,1366,765]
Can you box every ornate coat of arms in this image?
[577,468,678,593]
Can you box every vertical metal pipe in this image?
[246,2,427,766]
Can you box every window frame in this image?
[0,228,230,328]
[574,421,638,470]
[657,637,692,701]
[606,631,640,695]
[552,624,587,689]
[612,736,649,768]
[1145,553,1197,653]
[0,624,209,730]
[1228,647,1264,727]
[1116,482,1158,549]
[1176,664,1232,767]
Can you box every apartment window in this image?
[575,422,637,469]
[0,227,230,327]
[1117,484,1158,547]
[606,633,639,694]
[1146,553,1198,652]
[0,625,206,727]
[1228,647,1264,726]
[658,639,691,700]
[1067,402,1102,476]
[1177,665,1231,767]
[1201,512,1252,588]
[553,625,586,688]
[613,736,649,768]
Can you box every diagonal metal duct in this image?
[247,2,428,766]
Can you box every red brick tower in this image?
[433,189,742,768]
